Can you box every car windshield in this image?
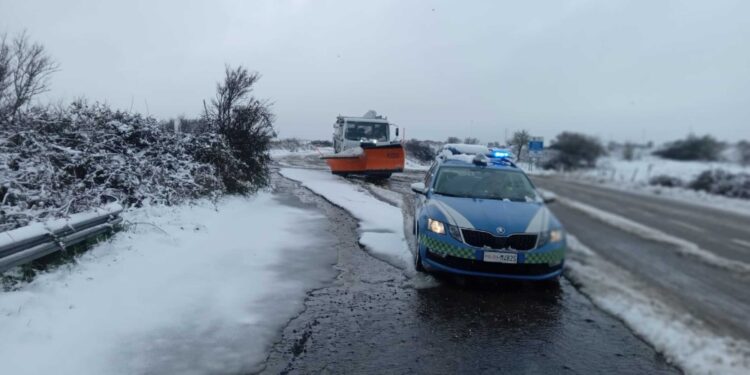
[433,166,539,202]
[344,122,388,141]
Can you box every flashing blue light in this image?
[493,151,509,158]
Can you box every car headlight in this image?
[427,218,446,235]
[549,229,564,243]
[538,229,565,247]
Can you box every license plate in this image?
[483,252,517,264]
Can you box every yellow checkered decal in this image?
[420,235,476,259]
[420,234,565,264]
[524,248,565,265]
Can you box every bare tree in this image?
[510,130,531,161]
[0,34,13,114]
[0,31,59,119]
[209,65,259,131]
[204,65,276,193]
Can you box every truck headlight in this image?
[427,218,446,235]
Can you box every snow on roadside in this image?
[0,193,335,375]
[565,235,750,375]
[544,190,750,275]
[269,147,326,159]
[280,168,414,271]
[405,158,431,171]
[591,155,746,183]
[536,155,750,217]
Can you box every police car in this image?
[411,146,565,281]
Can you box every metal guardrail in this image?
[0,205,123,273]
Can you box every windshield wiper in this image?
[434,192,468,198]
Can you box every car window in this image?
[425,164,438,187]
[433,166,539,202]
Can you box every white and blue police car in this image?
[411,146,565,281]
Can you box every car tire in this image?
[415,251,426,272]
[414,245,426,272]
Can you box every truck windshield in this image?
[344,122,388,141]
[433,166,539,202]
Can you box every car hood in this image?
[426,195,557,234]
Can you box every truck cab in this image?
[333,112,396,153]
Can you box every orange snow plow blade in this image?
[322,144,405,177]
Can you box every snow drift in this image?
[280,168,414,271]
[0,193,336,374]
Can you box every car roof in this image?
[435,155,521,173]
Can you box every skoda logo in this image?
[496,226,505,235]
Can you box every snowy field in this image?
[566,235,750,375]
[280,168,414,272]
[0,193,335,375]
[530,156,750,216]
[581,155,747,183]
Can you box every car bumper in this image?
[419,234,565,281]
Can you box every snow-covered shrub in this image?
[0,102,242,231]
[737,141,750,167]
[310,139,332,147]
[654,135,724,161]
[649,175,684,188]
[688,169,750,199]
[404,139,435,163]
[544,132,606,170]
[463,137,480,145]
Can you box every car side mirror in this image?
[539,190,557,204]
[411,182,427,195]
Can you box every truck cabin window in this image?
[344,122,388,141]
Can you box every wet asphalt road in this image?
[533,176,750,342]
[263,160,677,374]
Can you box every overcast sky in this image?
[1,0,748,144]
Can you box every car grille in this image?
[460,229,537,251]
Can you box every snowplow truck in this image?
[322,111,405,179]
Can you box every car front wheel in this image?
[414,244,426,272]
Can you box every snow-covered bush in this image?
[653,135,724,161]
[404,139,435,163]
[737,141,750,167]
[649,175,684,188]
[543,132,606,170]
[688,169,750,199]
[0,101,262,231]
[310,139,333,147]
